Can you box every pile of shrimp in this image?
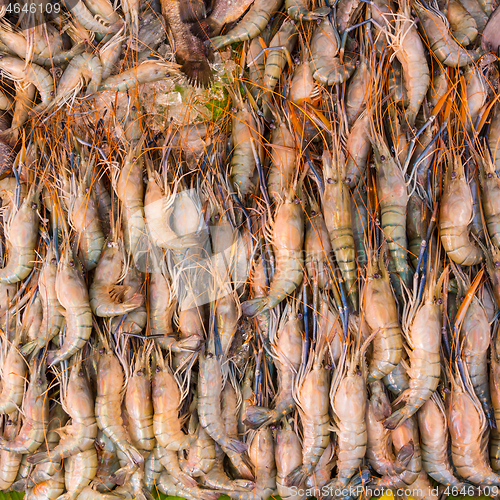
[3,0,500,499]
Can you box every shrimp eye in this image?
[488,173,493,178]
[215,214,220,220]
[373,273,380,279]
[298,313,303,319]
[369,163,376,169]
[327,178,334,184]
[356,370,362,376]
[132,157,137,162]
[380,155,386,161]
[496,261,500,268]
[311,210,316,216]
[451,172,457,179]
[69,260,75,267]
[137,370,144,376]
[437,298,443,305]
[78,370,84,377]
[207,352,214,358]
[132,106,137,112]
[51,258,57,264]
[294,198,300,204]
[325,364,332,370]
[50,91,55,96]
[37,378,43,385]
[6,420,11,425]
[99,348,105,355]
[31,203,37,209]
[156,365,161,372]
[346,177,351,184]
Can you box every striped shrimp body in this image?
[383,275,442,430]
[364,255,403,383]
[210,0,284,49]
[152,353,193,451]
[25,468,64,500]
[479,155,500,251]
[0,359,48,453]
[241,189,304,318]
[0,413,22,489]
[244,303,303,428]
[275,423,304,500]
[95,349,144,468]
[180,422,216,477]
[47,248,92,365]
[346,113,371,189]
[370,131,412,288]
[0,341,26,415]
[286,0,330,20]
[0,184,39,284]
[439,155,482,266]
[418,395,467,487]
[28,359,96,464]
[248,427,277,500]
[285,359,330,487]
[448,375,500,486]
[58,447,98,500]
[322,148,358,310]
[89,239,144,317]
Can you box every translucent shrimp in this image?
[25,468,64,500]
[0,412,22,489]
[448,371,500,486]
[209,0,283,49]
[370,130,412,288]
[275,422,304,500]
[94,430,120,493]
[89,239,144,317]
[154,445,200,491]
[0,184,39,284]
[247,427,277,500]
[383,270,442,430]
[180,420,216,477]
[198,338,247,455]
[28,358,96,464]
[0,358,48,453]
[322,148,358,310]
[244,302,302,428]
[439,154,482,265]
[418,394,467,487]
[152,353,192,451]
[364,254,403,383]
[414,1,480,67]
[58,447,98,500]
[346,57,369,126]
[241,188,304,317]
[285,356,330,487]
[0,341,27,415]
[95,348,144,468]
[47,248,92,365]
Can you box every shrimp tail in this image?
[176,50,213,88]
[27,451,49,464]
[393,441,414,473]
[285,464,308,487]
[20,340,41,358]
[243,405,272,428]
[383,406,408,430]
[225,438,248,454]
[241,297,268,318]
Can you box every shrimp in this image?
[310,19,357,86]
[439,153,482,265]
[99,61,178,92]
[0,56,54,113]
[154,445,199,490]
[370,130,412,289]
[0,184,39,284]
[47,248,92,365]
[322,148,358,310]
[95,348,144,468]
[364,254,403,383]
[275,422,303,500]
[0,340,27,415]
[229,97,262,198]
[345,113,371,189]
[418,394,467,487]
[241,188,304,317]
[268,117,297,202]
[448,369,500,486]
[328,346,367,490]
[346,57,369,126]
[0,358,48,453]
[152,353,192,451]
[64,0,122,33]
[414,1,480,67]
[156,469,219,500]
[383,268,442,430]
[22,242,64,357]
[28,358,97,464]
[125,348,154,453]
[89,239,144,317]
[459,0,488,30]
[371,416,421,491]
[351,182,368,270]
[463,63,488,132]
[68,172,104,271]
[446,0,478,45]
[144,445,162,491]
[285,356,330,487]
[244,302,302,428]
[58,447,98,500]
[181,419,216,477]
[455,269,495,426]
[478,155,500,251]
[116,136,145,261]
[247,427,277,500]
[305,197,333,290]
[209,0,284,49]
[94,430,120,493]
[366,381,414,476]
[25,468,65,500]
[198,337,247,455]
[0,412,22,489]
